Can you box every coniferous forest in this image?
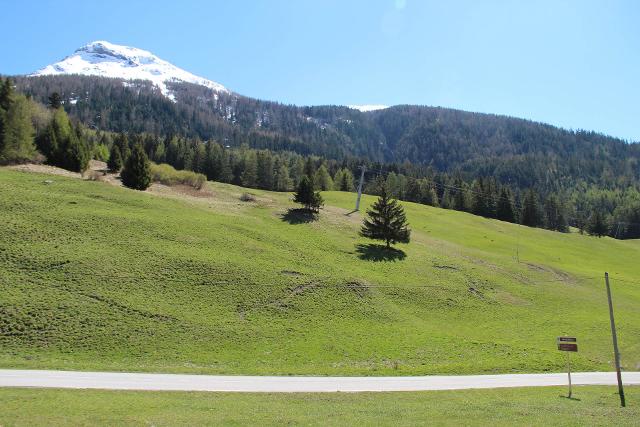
[4,75,640,239]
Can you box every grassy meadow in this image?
[0,386,637,426]
[0,167,638,375]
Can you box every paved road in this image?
[0,370,639,392]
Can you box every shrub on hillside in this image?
[150,163,206,190]
[240,192,256,202]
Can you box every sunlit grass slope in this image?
[0,168,638,375]
[1,386,638,426]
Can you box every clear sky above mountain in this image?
[1,0,638,141]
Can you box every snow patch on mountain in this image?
[347,104,389,112]
[31,41,228,101]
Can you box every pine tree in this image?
[472,180,489,217]
[63,132,90,173]
[0,78,13,111]
[121,144,151,190]
[313,164,333,191]
[521,189,542,227]
[427,186,440,207]
[256,151,274,189]
[303,157,316,181]
[204,142,223,180]
[452,179,470,212]
[114,133,131,162]
[441,188,453,209]
[587,210,608,237]
[496,187,516,223]
[419,180,439,207]
[218,150,234,183]
[360,182,411,248]
[335,168,354,191]
[192,143,206,174]
[290,158,305,186]
[154,141,166,164]
[544,195,568,232]
[293,175,323,212]
[0,94,36,164]
[107,144,123,172]
[241,151,258,187]
[48,92,62,109]
[405,178,422,202]
[274,161,293,191]
[386,172,400,198]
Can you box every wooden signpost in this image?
[557,336,577,398]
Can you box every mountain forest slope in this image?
[13,75,640,192]
[0,168,638,375]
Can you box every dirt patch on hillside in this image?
[8,160,114,181]
[8,163,83,178]
[524,262,576,284]
[148,183,214,199]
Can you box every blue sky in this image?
[1,0,639,141]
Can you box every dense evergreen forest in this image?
[5,75,640,239]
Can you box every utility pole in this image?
[355,165,366,211]
[604,272,626,407]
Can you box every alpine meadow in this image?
[1,169,638,375]
[1,1,640,425]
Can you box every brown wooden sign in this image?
[557,336,577,343]
[558,343,578,352]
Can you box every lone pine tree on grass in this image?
[293,175,323,213]
[121,144,151,190]
[360,183,411,248]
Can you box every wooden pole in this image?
[566,351,572,398]
[604,272,626,407]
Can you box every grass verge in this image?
[0,386,637,426]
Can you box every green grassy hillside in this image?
[0,168,638,375]
[2,386,638,426]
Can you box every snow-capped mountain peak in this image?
[31,41,228,100]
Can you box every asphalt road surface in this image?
[1,370,638,392]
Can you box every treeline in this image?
[96,131,353,193]
[364,166,640,239]
[14,75,640,196]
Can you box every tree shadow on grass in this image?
[281,208,319,225]
[355,243,407,262]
